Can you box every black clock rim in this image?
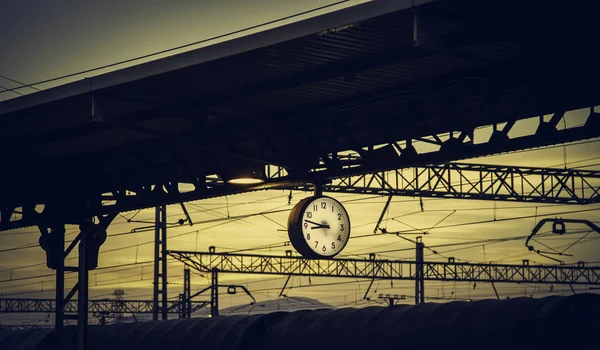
[287,195,350,259]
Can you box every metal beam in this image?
[2,112,599,232]
[292,163,600,205]
[0,298,207,314]
[168,251,600,286]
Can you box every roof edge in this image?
[0,0,434,115]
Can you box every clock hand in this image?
[305,219,330,229]
[310,224,330,230]
[305,219,322,226]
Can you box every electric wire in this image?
[0,0,355,95]
[2,186,599,301]
[351,206,600,240]
[0,74,40,92]
[0,83,22,96]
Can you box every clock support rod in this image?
[314,182,323,197]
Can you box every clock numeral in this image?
[314,241,319,248]
[303,222,308,229]
[331,242,336,250]
[321,202,326,209]
[322,245,326,252]
[338,213,342,220]
[306,233,310,240]
[337,235,342,242]
[306,212,312,219]
[340,224,344,231]
[313,204,318,211]
[332,205,334,213]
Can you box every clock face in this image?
[288,196,351,258]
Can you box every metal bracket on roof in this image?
[412,5,420,46]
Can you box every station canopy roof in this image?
[1,0,599,209]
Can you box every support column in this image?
[210,268,219,317]
[178,294,185,319]
[40,204,113,349]
[160,205,168,320]
[153,207,159,321]
[77,226,89,350]
[153,205,168,321]
[415,238,424,305]
[54,226,66,329]
[183,268,191,319]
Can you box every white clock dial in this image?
[288,195,351,258]
[301,197,350,256]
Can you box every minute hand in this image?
[305,219,330,229]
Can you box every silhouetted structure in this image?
[2,0,600,347]
[169,250,600,285]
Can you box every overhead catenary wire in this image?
[345,207,600,258]
[0,201,291,255]
[0,192,376,257]
[0,205,293,285]
[0,83,22,96]
[0,74,40,92]
[345,227,597,258]
[424,235,600,266]
[0,260,181,297]
[2,186,599,301]
[351,206,600,240]
[0,260,156,286]
[0,0,355,95]
[2,204,598,275]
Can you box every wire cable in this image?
[0,0,355,95]
[351,206,600,240]
[0,83,22,96]
[0,74,40,92]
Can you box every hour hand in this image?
[311,224,330,229]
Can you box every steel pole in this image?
[54,226,65,329]
[152,206,160,321]
[77,229,88,350]
[161,205,168,320]
[415,241,424,304]
[211,268,219,317]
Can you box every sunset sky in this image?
[1,0,599,326]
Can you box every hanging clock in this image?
[287,195,351,258]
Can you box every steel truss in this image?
[1,110,599,233]
[3,163,600,233]
[168,251,600,286]
[292,163,600,204]
[0,298,208,314]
